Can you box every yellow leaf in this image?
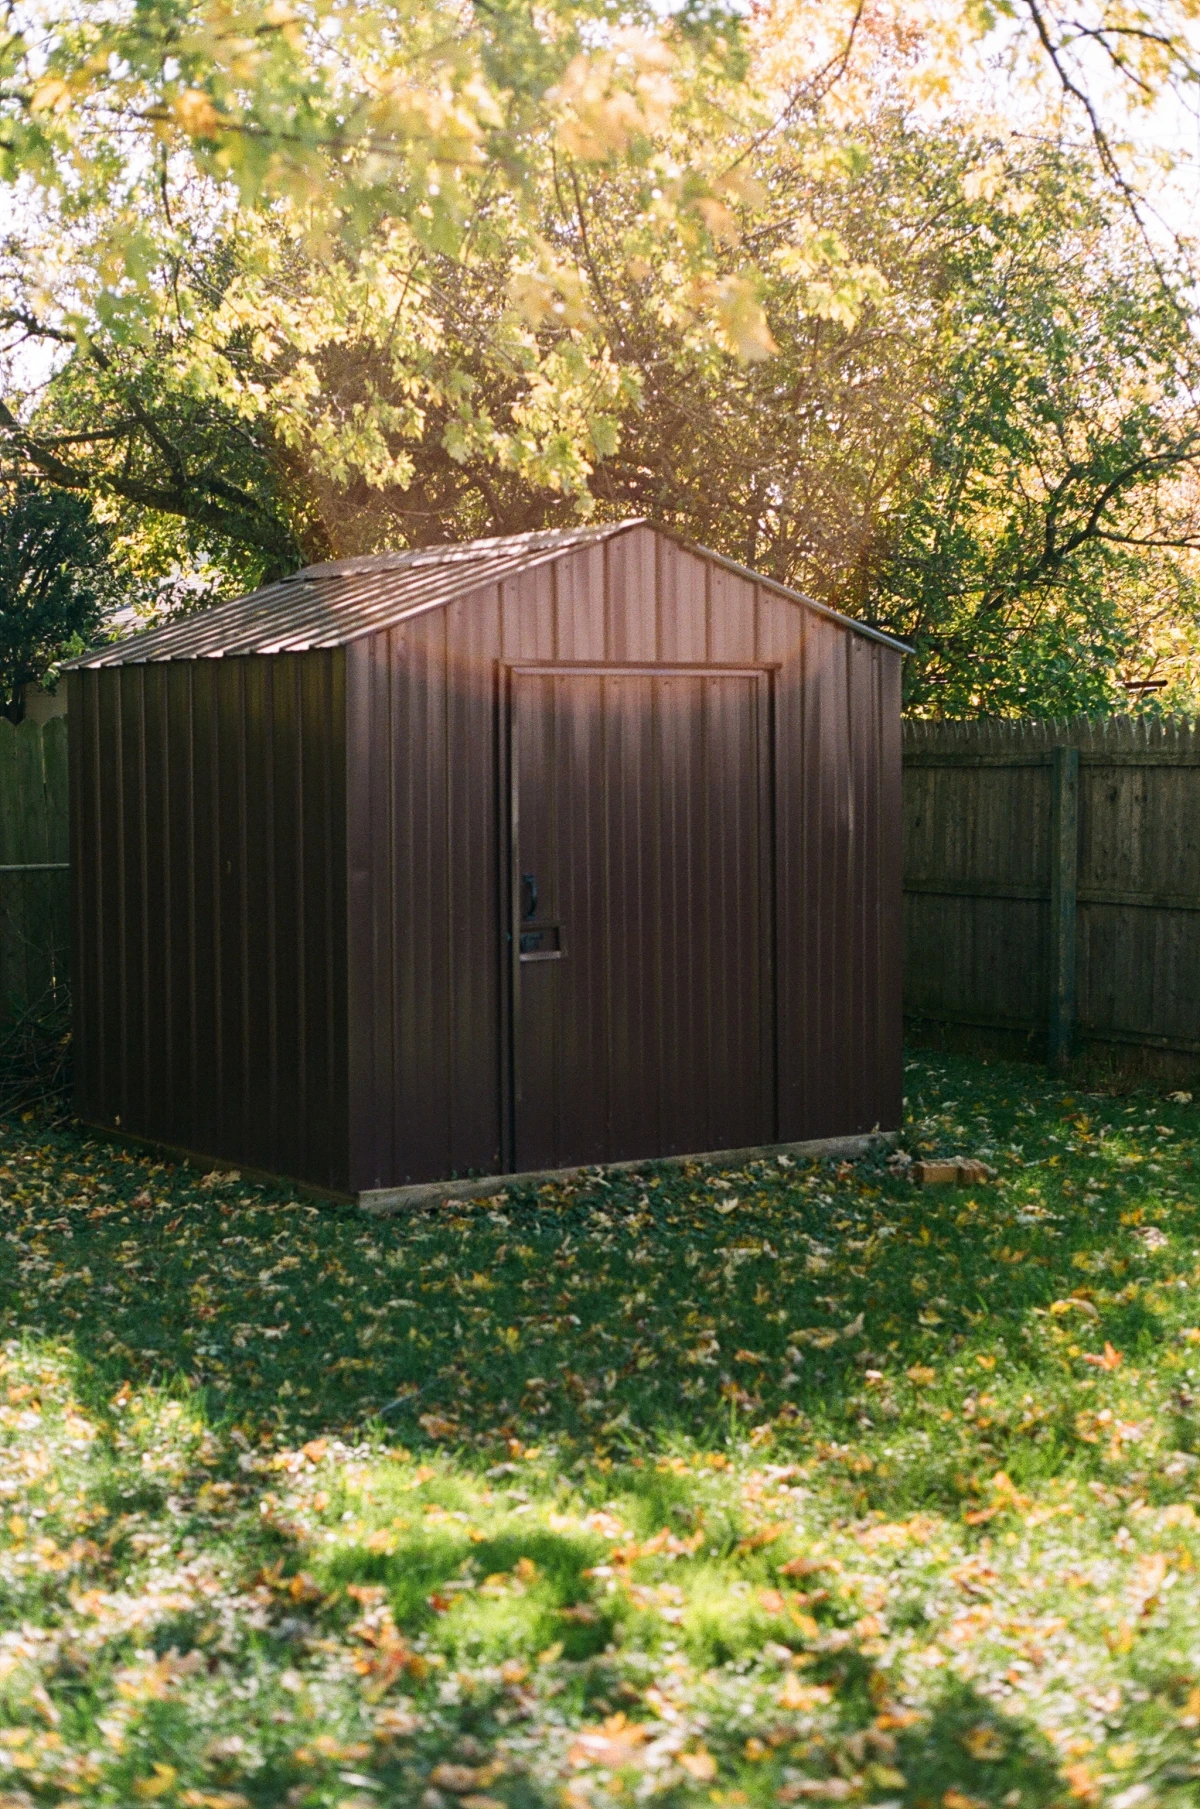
[714,276,778,363]
[30,78,72,115]
[679,1748,718,1780]
[962,1724,1006,1761]
[133,1765,178,1800]
[172,90,222,138]
[962,155,1007,203]
[1051,1297,1099,1319]
[778,1673,833,1710]
[696,197,740,245]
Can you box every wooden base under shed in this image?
[357,1131,899,1214]
[80,1122,897,1213]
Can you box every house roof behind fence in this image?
[64,519,909,667]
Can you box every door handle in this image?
[521,873,538,920]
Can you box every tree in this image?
[0,0,787,538]
[4,0,1196,542]
[3,0,1200,716]
[517,115,1200,718]
[13,103,1200,715]
[866,139,1200,714]
[0,484,118,722]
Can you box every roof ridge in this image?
[290,521,626,583]
[63,520,912,667]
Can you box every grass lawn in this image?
[4,1054,1200,1807]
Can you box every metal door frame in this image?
[499,660,778,1174]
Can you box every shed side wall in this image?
[70,654,350,1191]
[344,525,902,1190]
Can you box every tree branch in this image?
[0,401,296,558]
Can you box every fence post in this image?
[1048,745,1079,1071]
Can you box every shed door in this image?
[509,667,774,1173]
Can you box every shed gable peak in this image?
[63,518,909,667]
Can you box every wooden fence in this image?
[904,717,1200,1069]
[0,717,70,1089]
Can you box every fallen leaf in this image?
[962,1725,1006,1761]
[430,1763,484,1792]
[569,1714,651,1771]
[778,1673,834,1710]
[419,1413,459,1439]
[1082,1343,1122,1371]
[133,1766,178,1801]
[780,1555,830,1578]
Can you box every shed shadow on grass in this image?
[0,1050,1192,1521]
[896,1674,1066,1809]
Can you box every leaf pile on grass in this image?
[4,1055,1200,1804]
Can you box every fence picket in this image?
[904,718,1200,1065]
[0,718,71,1097]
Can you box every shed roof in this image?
[65,519,909,667]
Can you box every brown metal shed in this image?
[64,521,906,1203]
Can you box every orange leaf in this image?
[1082,1342,1122,1371]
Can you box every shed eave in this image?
[60,519,651,669]
[655,527,913,656]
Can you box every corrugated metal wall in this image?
[70,655,350,1190]
[345,525,902,1191]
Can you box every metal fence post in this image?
[1048,744,1079,1071]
